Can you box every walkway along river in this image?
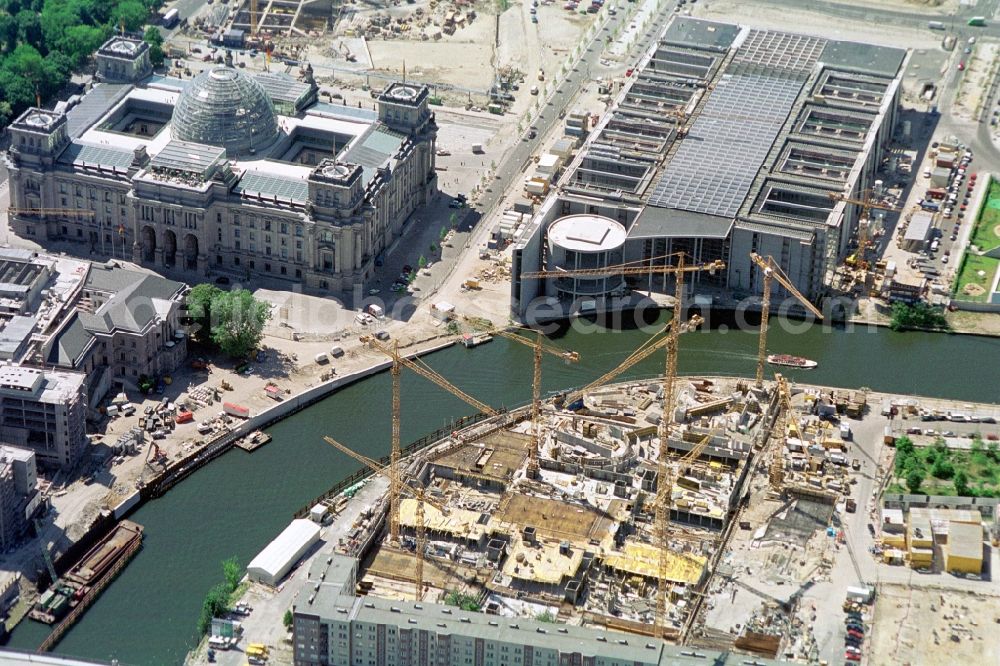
[6,313,1000,663]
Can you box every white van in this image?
[315,353,329,364]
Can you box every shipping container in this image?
[223,402,251,418]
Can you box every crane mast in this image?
[749,253,823,388]
[389,345,402,542]
[460,320,578,479]
[323,435,447,600]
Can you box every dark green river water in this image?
[6,313,999,663]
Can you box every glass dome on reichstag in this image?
[171,65,279,156]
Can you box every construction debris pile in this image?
[337,2,478,43]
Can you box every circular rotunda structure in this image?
[171,66,279,156]
[546,214,627,299]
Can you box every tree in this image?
[283,609,294,630]
[59,24,107,65]
[197,583,229,635]
[418,255,427,268]
[954,469,970,497]
[443,590,480,611]
[110,0,148,32]
[986,441,1000,463]
[209,289,271,359]
[14,9,42,49]
[185,283,221,344]
[930,457,954,480]
[905,469,923,494]
[143,26,163,66]
[0,13,18,53]
[889,302,948,332]
[222,556,241,592]
[535,610,555,623]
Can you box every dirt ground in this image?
[869,584,1000,666]
[952,42,998,122]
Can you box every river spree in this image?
[7,315,999,662]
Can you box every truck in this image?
[846,498,857,513]
[471,143,484,154]
[162,7,180,27]
[928,20,945,30]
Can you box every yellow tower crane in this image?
[770,373,793,491]
[826,190,902,270]
[521,252,724,404]
[323,435,447,600]
[652,308,704,639]
[462,319,579,478]
[748,253,823,389]
[359,336,496,543]
[519,253,724,282]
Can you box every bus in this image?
[968,16,986,27]
[162,7,179,28]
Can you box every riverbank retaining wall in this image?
[110,338,457,517]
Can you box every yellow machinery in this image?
[826,190,901,270]
[748,253,823,388]
[324,435,448,600]
[360,337,495,544]
[519,253,724,282]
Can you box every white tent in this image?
[247,519,320,586]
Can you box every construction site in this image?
[294,254,854,657]
[174,0,599,107]
[325,359,776,643]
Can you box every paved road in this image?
[471,0,676,221]
[756,0,1000,35]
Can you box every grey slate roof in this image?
[81,266,183,334]
[46,312,95,368]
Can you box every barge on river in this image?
[30,520,143,633]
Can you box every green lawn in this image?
[954,178,1000,301]
[970,181,1000,252]
[954,253,999,302]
